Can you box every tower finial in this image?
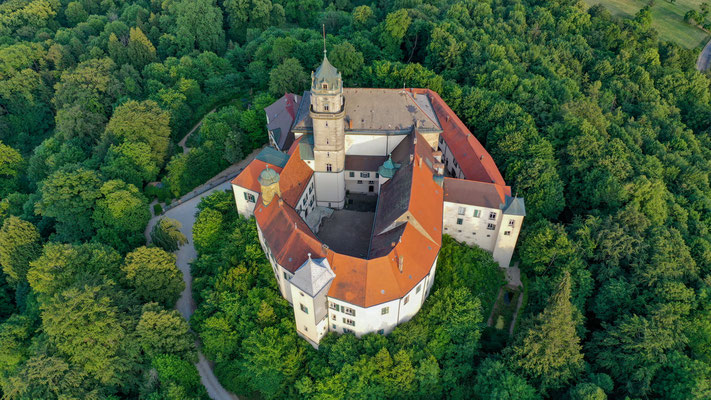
[322,24,326,56]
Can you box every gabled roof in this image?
[254,197,326,273]
[418,89,505,185]
[231,160,283,193]
[443,177,511,209]
[279,149,314,208]
[345,155,387,172]
[256,147,290,168]
[292,89,442,134]
[328,222,439,307]
[290,256,335,297]
[265,93,300,151]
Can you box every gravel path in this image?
[145,147,263,400]
[697,38,711,71]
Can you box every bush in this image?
[153,203,163,215]
[145,184,172,203]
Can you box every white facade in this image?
[442,201,523,268]
[345,134,406,156]
[327,256,437,337]
[438,136,465,179]
[295,177,317,220]
[232,184,258,217]
[345,170,379,194]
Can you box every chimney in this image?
[398,256,404,273]
[409,154,414,164]
[413,136,417,145]
[480,154,484,160]
[433,151,443,162]
[418,157,422,168]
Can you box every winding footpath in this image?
[145,147,263,400]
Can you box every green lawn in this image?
[582,0,710,49]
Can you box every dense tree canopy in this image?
[1,0,711,397]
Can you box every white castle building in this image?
[231,53,525,347]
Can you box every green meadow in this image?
[582,0,710,48]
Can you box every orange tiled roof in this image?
[240,88,509,309]
[413,89,506,185]
[254,196,326,273]
[231,160,284,193]
[279,148,314,207]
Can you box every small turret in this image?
[258,167,281,206]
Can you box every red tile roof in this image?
[413,89,506,185]
[237,88,510,309]
[278,149,314,208]
[231,160,283,193]
[443,178,511,208]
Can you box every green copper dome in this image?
[378,155,401,179]
[258,167,280,187]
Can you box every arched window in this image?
[322,83,328,89]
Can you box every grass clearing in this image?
[581,0,710,49]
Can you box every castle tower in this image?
[310,51,346,209]
[258,167,281,206]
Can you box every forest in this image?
[0,0,710,398]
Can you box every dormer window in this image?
[322,83,328,89]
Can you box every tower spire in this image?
[322,24,326,57]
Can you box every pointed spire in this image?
[322,24,327,57]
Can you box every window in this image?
[416,284,421,294]
[332,324,337,330]
[283,272,290,280]
[378,329,385,335]
[324,105,329,111]
[349,171,354,177]
[331,314,336,320]
[404,295,410,305]
[300,304,309,314]
[456,218,463,225]
[243,192,256,203]
[299,291,304,297]
[487,224,496,230]
[375,173,379,178]
[508,219,515,227]
[309,185,313,194]
[309,199,314,206]
[329,302,339,311]
[360,172,370,178]
[458,206,466,215]
[489,212,497,220]
[504,231,511,236]
[326,163,332,172]
[304,326,308,331]
[303,198,307,205]
[322,83,328,89]
[343,318,355,326]
[344,307,356,317]
[381,307,389,315]
[369,180,375,184]
[343,328,353,334]
[473,209,481,218]
[357,180,363,184]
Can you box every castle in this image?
[230,52,525,347]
